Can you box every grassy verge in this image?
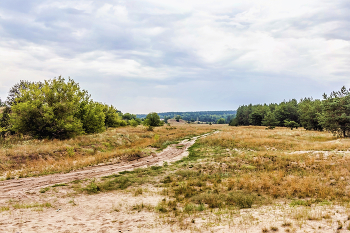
[0,124,217,178]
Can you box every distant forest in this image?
[137,111,236,124]
[230,86,350,137]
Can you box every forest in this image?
[230,86,350,137]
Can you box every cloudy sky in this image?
[0,0,349,113]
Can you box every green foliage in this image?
[9,77,124,139]
[143,112,162,127]
[298,98,323,131]
[217,118,226,124]
[77,101,106,134]
[129,119,138,127]
[10,77,86,139]
[262,111,279,129]
[284,120,300,130]
[103,105,126,127]
[319,86,350,137]
[138,111,236,124]
[175,115,182,122]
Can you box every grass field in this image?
[0,124,216,179]
[70,125,350,231]
[2,125,350,232]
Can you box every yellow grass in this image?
[0,124,218,178]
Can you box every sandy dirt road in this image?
[0,133,212,198]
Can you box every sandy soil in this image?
[1,131,350,232]
[0,133,212,199]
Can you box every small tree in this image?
[217,118,226,124]
[261,111,279,129]
[143,112,163,130]
[175,115,182,122]
[284,120,300,130]
[129,119,138,127]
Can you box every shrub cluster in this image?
[0,77,127,139]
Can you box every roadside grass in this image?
[70,126,350,229]
[0,201,53,212]
[0,124,217,178]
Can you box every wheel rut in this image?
[0,132,214,198]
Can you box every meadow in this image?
[0,124,216,179]
[2,124,350,232]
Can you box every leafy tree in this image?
[217,118,226,124]
[319,86,350,137]
[6,80,43,106]
[298,98,323,131]
[175,115,182,122]
[78,101,106,134]
[229,117,239,126]
[103,105,126,127]
[0,106,11,136]
[261,111,279,129]
[129,119,138,127]
[10,77,88,139]
[284,120,300,130]
[143,112,162,127]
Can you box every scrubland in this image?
[0,124,215,179]
[2,125,350,232]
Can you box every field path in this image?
[0,132,213,198]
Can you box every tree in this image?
[217,118,226,124]
[78,101,106,134]
[6,80,43,106]
[261,111,279,129]
[319,86,350,137]
[143,112,162,127]
[103,105,126,127]
[175,115,182,122]
[284,120,300,130]
[10,77,87,139]
[129,119,138,127]
[229,117,239,126]
[298,98,323,131]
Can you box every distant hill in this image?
[136,110,236,124]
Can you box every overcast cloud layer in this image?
[0,0,349,113]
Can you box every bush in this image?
[9,77,124,139]
[143,112,163,127]
[11,77,86,139]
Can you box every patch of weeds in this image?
[132,203,153,212]
[52,183,68,187]
[71,179,82,184]
[270,226,278,231]
[134,188,143,196]
[290,199,324,207]
[281,222,292,227]
[0,206,9,212]
[155,203,168,213]
[39,187,50,193]
[69,198,77,206]
[12,202,52,209]
[83,180,100,194]
[262,227,269,232]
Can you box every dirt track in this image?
[0,133,212,198]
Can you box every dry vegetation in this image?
[2,125,350,232]
[0,124,216,179]
[67,126,350,231]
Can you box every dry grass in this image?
[0,124,217,178]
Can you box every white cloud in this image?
[0,0,350,111]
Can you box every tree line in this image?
[229,86,350,137]
[137,111,236,124]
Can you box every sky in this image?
[0,0,349,114]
